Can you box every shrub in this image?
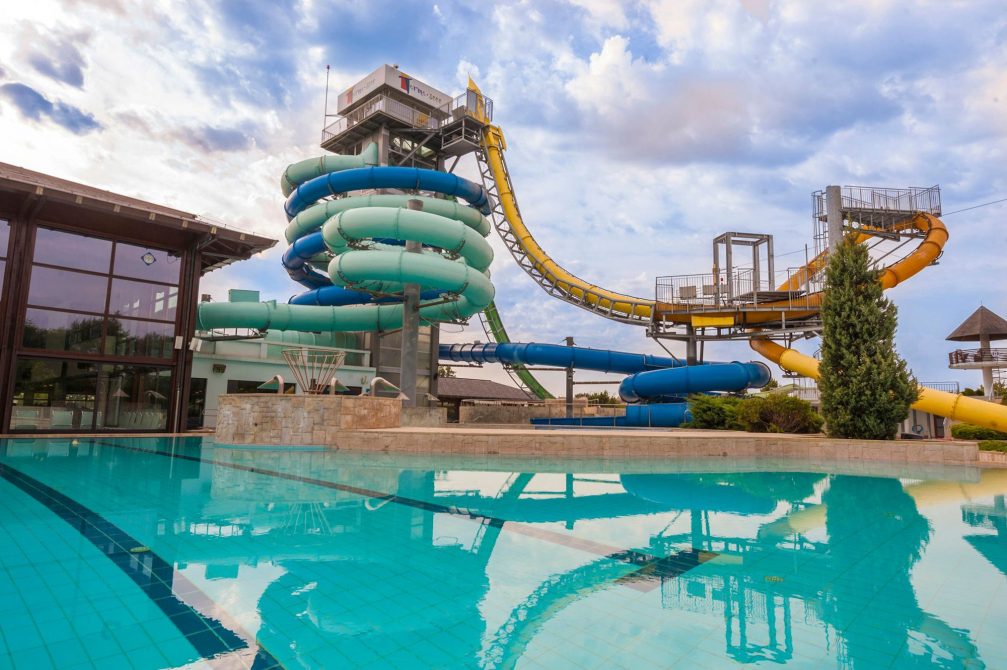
[978,440,1007,452]
[687,394,744,429]
[734,395,824,434]
[951,423,1007,441]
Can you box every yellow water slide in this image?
[473,78,1007,432]
[759,468,1007,539]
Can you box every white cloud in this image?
[1,0,1005,392]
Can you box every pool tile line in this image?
[96,440,718,591]
[0,462,283,670]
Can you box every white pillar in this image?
[826,185,844,253]
[981,333,995,399]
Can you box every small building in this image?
[947,306,1007,400]
[0,162,275,433]
[436,377,534,422]
[190,290,378,429]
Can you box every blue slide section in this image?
[439,342,771,428]
[281,230,443,306]
[279,165,490,308]
[285,166,491,221]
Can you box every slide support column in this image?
[686,326,698,366]
[565,336,575,418]
[401,199,423,407]
[826,185,844,253]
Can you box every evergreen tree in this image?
[819,237,918,439]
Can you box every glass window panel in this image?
[33,226,112,273]
[27,265,108,313]
[0,259,5,296]
[0,218,9,257]
[95,365,172,431]
[22,308,103,354]
[105,316,175,359]
[113,242,182,285]
[11,357,99,431]
[187,377,207,429]
[109,278,178,322]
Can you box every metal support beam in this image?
[565,336,575,418]
[685,325,698,366]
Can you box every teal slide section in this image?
[197,144,495,333]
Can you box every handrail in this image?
[949,348,1007,365]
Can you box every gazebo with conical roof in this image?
[947,306,1007,399]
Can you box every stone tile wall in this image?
[459,403,623,424]
[325,427,984,466]
[215,394,401,445]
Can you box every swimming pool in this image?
[0,437,1004,669]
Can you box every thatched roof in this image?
[946,306,1007,342]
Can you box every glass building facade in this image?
[0,163,275,433]
[12,228,180,431]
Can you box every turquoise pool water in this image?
[0,437,1005,669]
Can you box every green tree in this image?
[575,391,621,405]
[818,237,918,439]
[437,365,456,378]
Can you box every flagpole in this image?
[323,64,331,127]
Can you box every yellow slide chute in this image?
[473,77,1007,432]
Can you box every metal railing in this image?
[321,91,495,144]
[654,266,823,312]
[440,91,493,124]
[812,185,940,259]
[921,381,961,394]
[949,348,1007,366]
[813,185,941,221]
[322,94,440,142]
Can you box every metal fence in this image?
[920,381,962,394]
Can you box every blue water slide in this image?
[438,342,771,428]
[285,166,491,220]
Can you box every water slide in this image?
[197,145,497,334]
[479,301,554,400]
[440,342,770,427]
[467,77,1007,432]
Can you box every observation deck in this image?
[321,65,493,159]
[948,348,1007,369]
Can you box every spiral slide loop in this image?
[197,144,495,333]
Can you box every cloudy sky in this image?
[1,0,1005,395]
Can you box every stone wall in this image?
[328,427,981,465]
[459,402,623,424]
[215,394,401,445]
[402,406,447,427]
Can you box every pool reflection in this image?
[1,437,1003,669]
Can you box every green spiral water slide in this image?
[196,146,496,333]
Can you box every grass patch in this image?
[978,439,1007,452]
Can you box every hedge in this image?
[951,423,1007,441]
